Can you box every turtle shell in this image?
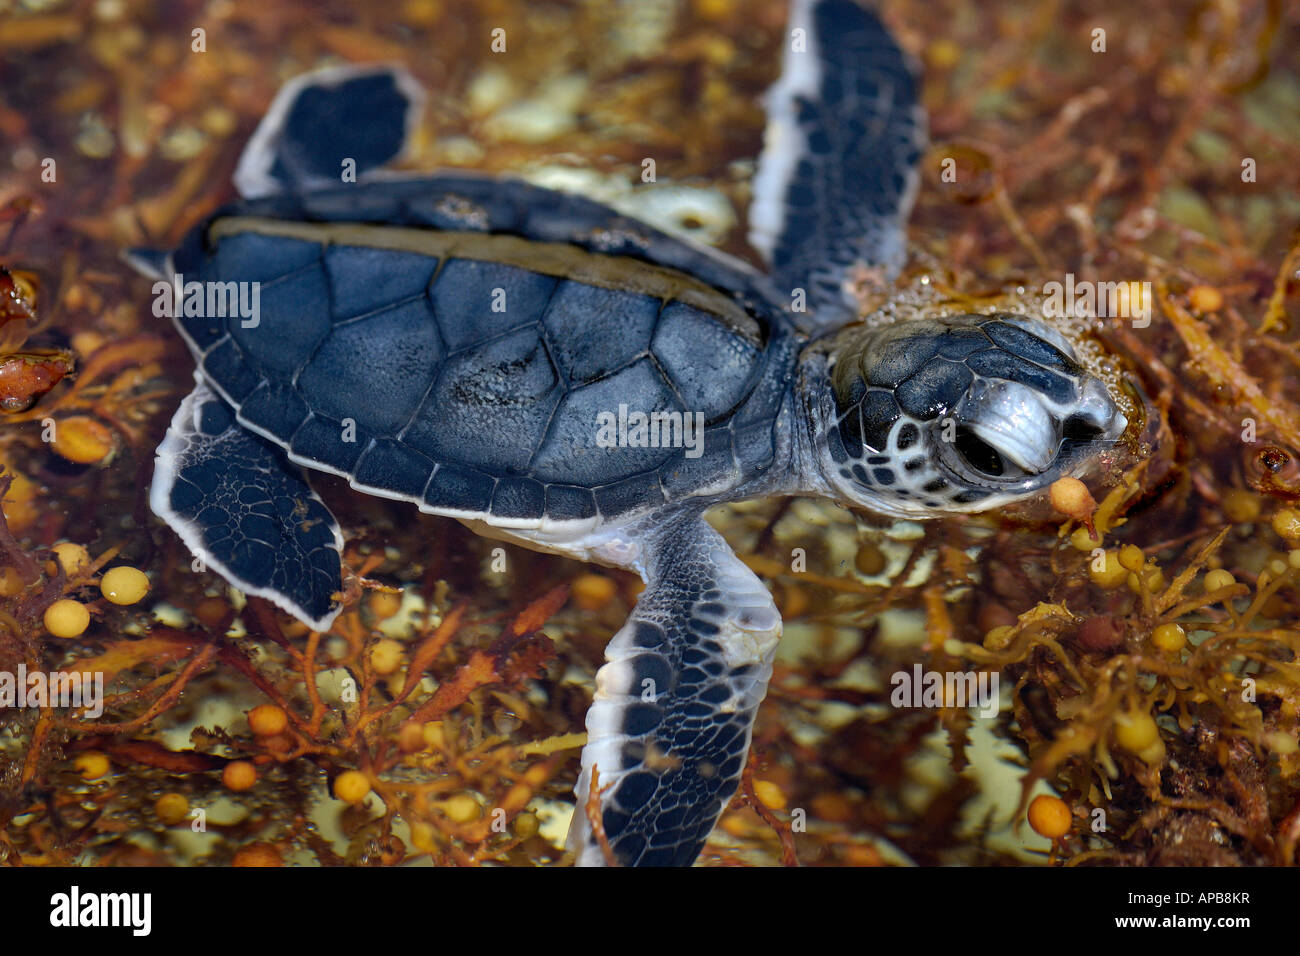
[168,186,797,526]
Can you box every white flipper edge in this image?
[233,63,425,200]
[151,372,345,632]
[567,514,782,866]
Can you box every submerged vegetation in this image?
[2,0,1299,865]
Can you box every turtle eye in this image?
[953,425,1010,477]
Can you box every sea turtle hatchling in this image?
[128,0,1128,866]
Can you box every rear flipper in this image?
[151,375,344,631]
[233,64,424,199]
[570,516,782,866]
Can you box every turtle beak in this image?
[1070,377,1127,442]
[945,375,1127,483]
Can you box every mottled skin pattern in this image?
[139,1,1128,866]
[750,0,926,326]
[573,514,782,865]
[152,379,343,623]
[816,314,1123,516]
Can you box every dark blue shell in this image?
[169,179,800,522]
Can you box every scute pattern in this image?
[894,359,973,420]
[229,263,331,376]
[404,324,561,476]
[651,301,762,421]
[541,282,660,386]
[238,381,310,439]
[181,224,780,522]
[836,314,1090,439]
[982,319,1076,372]
[964,349,1073,405]
[427,258,556,351]
[290,413,368,474]
[324,244,439,320]
[531,358,681,485]
[212,231,321,283]
[298,298,443,435]
[354,439,436,498]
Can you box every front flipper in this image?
[571,516,782,866]
[233,64,424,199]
[749,0,926,332]
[150,375,345,631]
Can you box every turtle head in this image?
[813,313,1127,518]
